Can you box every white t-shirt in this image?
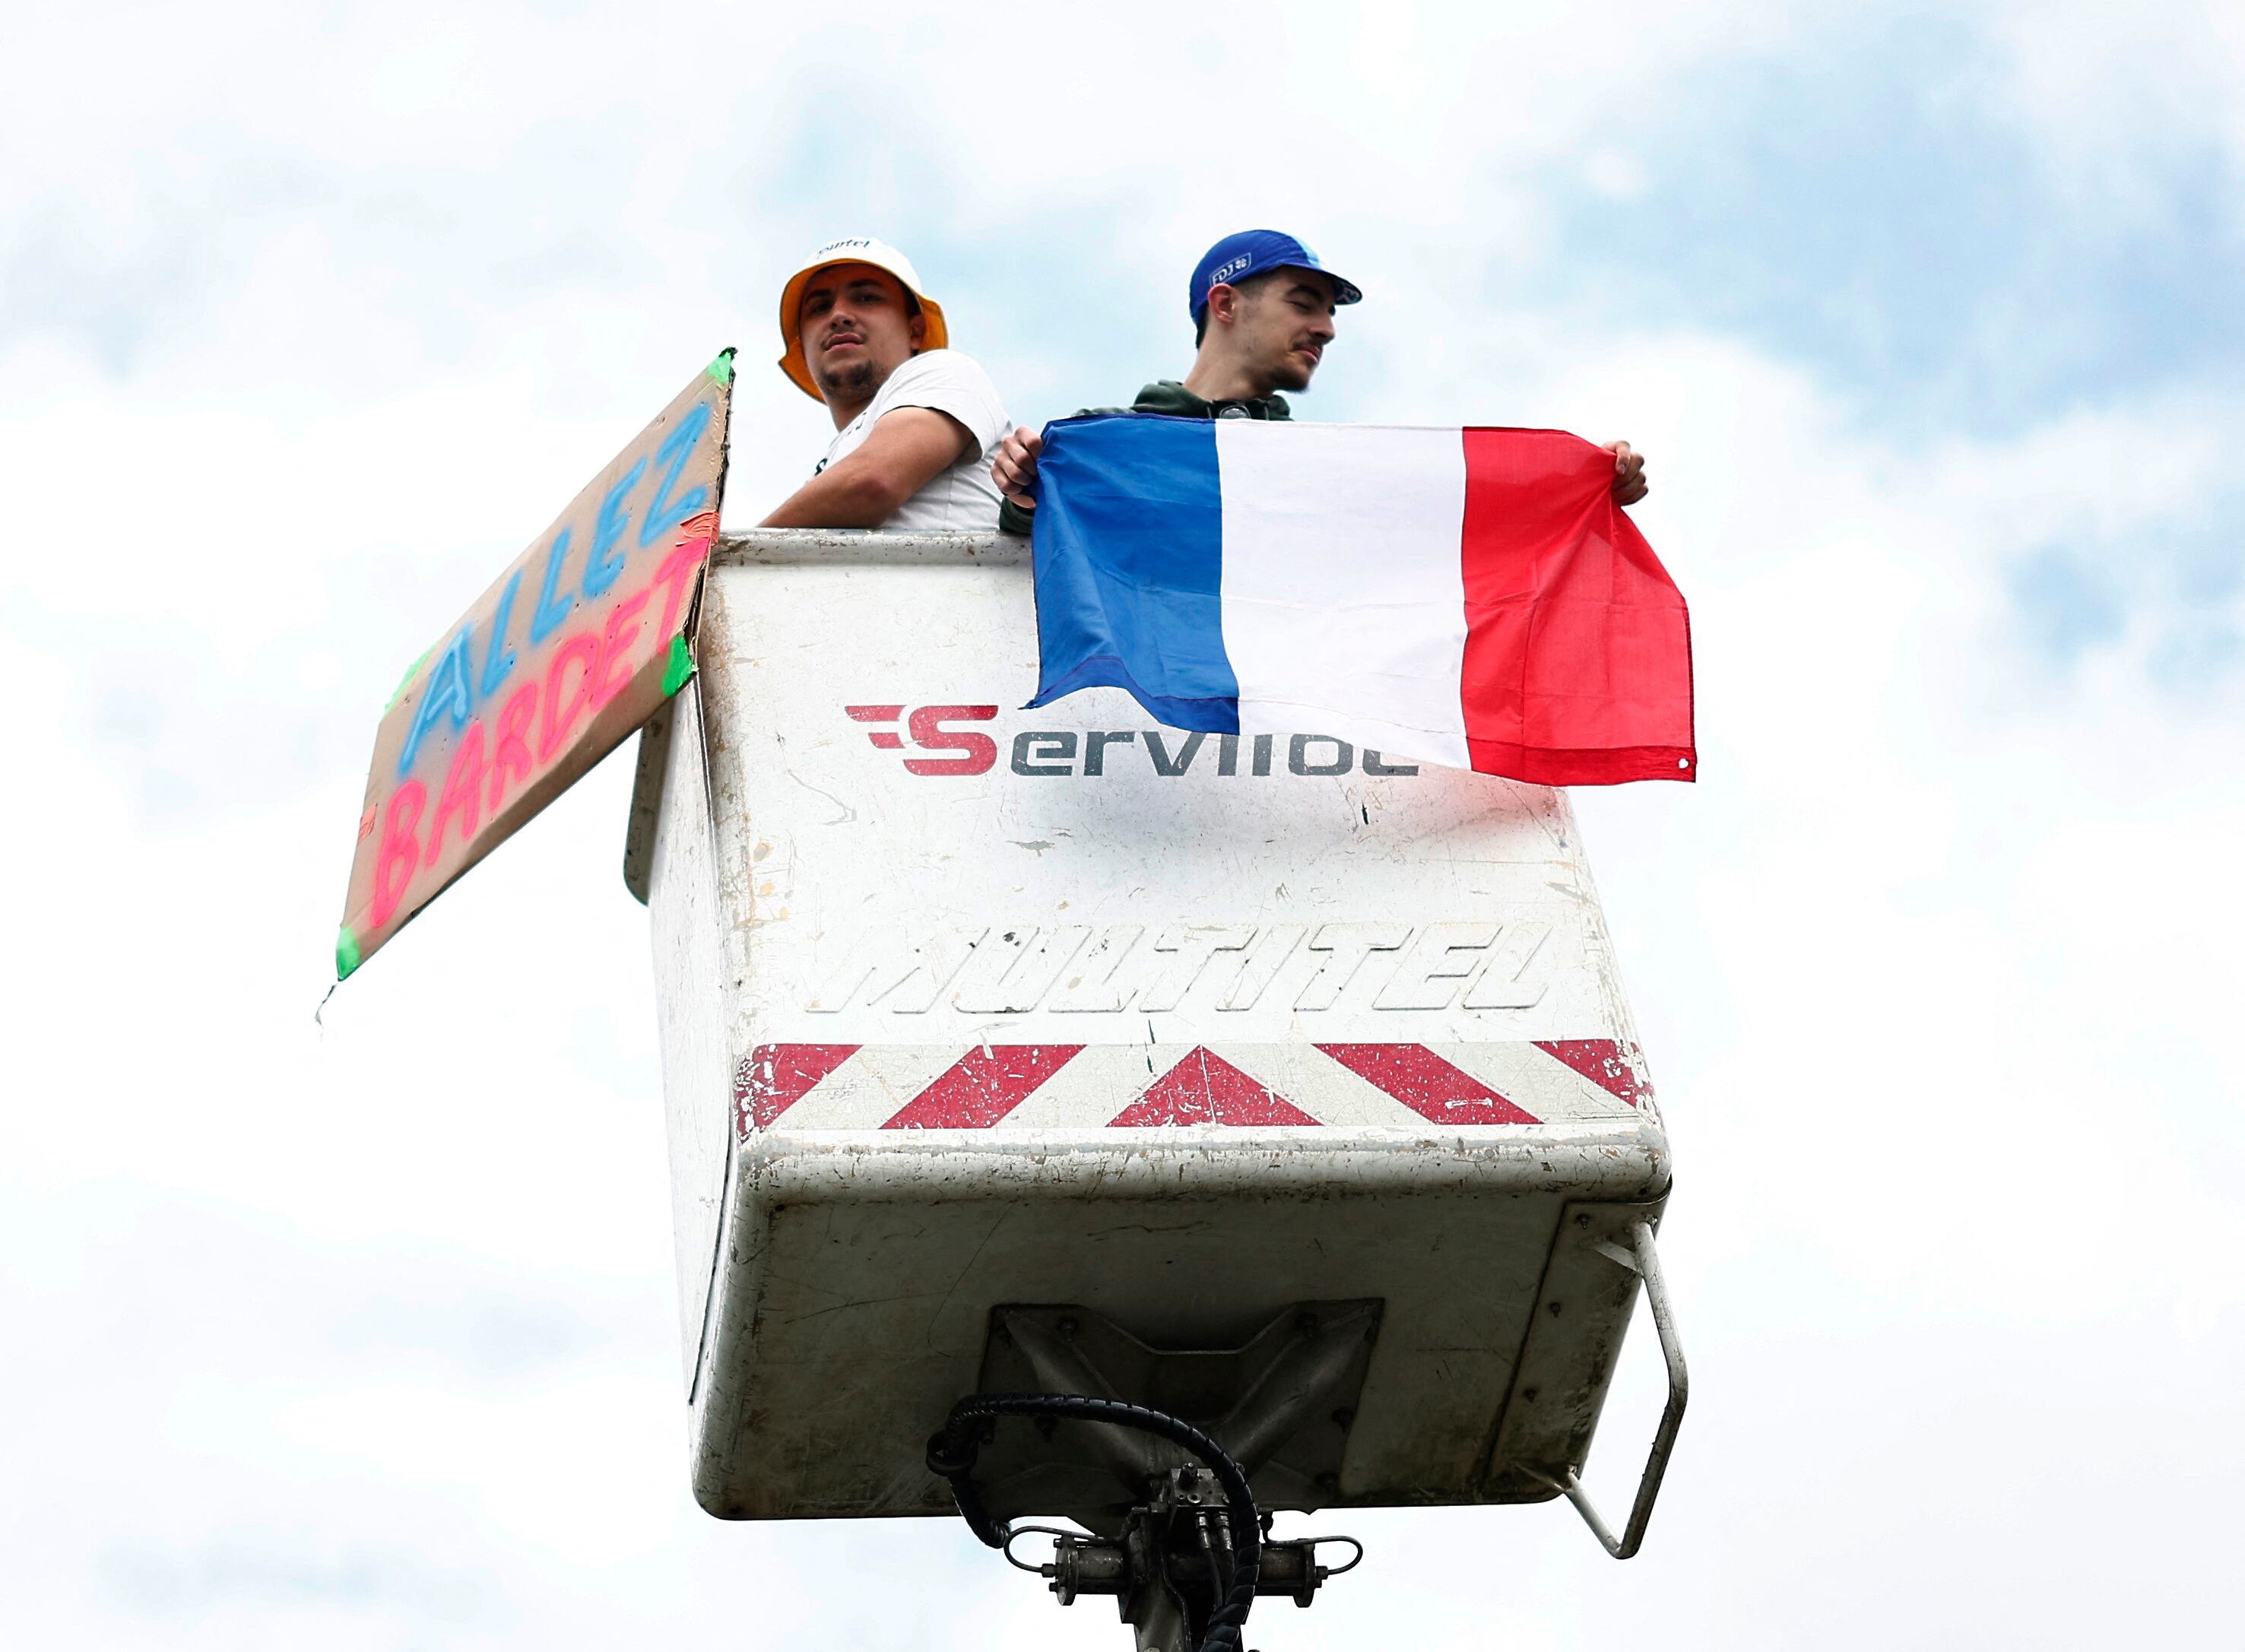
[816,349,1010,531]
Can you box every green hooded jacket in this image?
[996,379,1292,536]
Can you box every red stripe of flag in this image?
[736,1043,858,1131]
[1458,429,1695,787]
[1317,1042,1539,1125]
[883,1044,1083,1129]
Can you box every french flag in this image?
[1026,415,1695,785]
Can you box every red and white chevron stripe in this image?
[734,1040,1651,1134]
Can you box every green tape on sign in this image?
[705,347,736,385]
[384,646,434,712]
[336,926,363,980]
[662,632,695,695]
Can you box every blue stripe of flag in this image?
[1026,414,1241,733]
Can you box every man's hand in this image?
[992,426,1043,509]
[1603,440,1648,507]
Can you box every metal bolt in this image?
[1057,1317,1078,1340]
[1547,1300,1563,1317]
[1330,1406,1355,1428]
[1315,1472,1339,1492]
[1522,1387,1539,1402]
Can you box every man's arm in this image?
[760,407,974,528]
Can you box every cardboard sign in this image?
[337,353,735,978]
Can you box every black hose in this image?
[926,1393,1262,1652]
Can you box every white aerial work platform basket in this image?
[628,530,1684,1560]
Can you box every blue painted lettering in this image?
[582,457,647,598]
[531,528,575,643]
[398,626,475,778]
[478,569,522,700]
[639,401,712,547]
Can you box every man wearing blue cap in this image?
[994,230,1647,531]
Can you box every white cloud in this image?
[1983,1,2245,198]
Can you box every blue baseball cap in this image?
[1188,230,1362,323]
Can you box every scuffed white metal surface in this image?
[637,531,1673,1519]
[643,682,732,1394]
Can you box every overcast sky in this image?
[4,2,2241,1647]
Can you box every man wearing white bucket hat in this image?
[760,236,1011,531]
